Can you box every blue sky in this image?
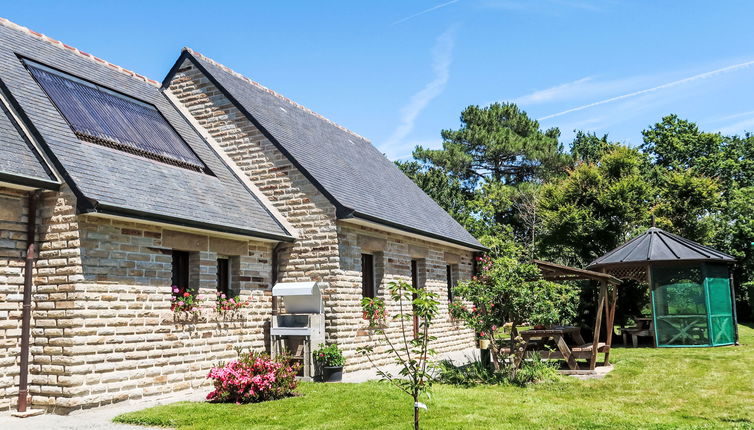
[5,1,754,160]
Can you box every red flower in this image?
[183,292,190,297]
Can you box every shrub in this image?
[313,343,345,367]
[206,351,300,404]
[510,355,560,386]
[437,354,560,387]
[451,253,578,372]
[436,360,509,387]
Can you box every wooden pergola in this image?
[533,260,622,369]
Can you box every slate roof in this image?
[0,19,291,241]
[588,227,735,269]
[0,89,57,188]
[169,50,485,250]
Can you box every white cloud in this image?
[708,109,754,123]
[514,77,593,105]
[537,59,754,121]
[479,0,609,14]
[716,114,754,135]
[380,27,456,159]
[392,0,460,25]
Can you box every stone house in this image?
[0,18,484,413]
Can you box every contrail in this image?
[392,0,460,25]
[538,59,754,121]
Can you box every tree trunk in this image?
[413,393,420,430]
[489,334,500,371]
[510,323,520,377]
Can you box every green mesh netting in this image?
[651,264,735,347]
[705,264,736,346]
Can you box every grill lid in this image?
[272,282,323,314]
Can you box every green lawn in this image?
[114,325,754,429]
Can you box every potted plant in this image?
[313,343,345,382]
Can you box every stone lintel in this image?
[209,237,248,256]
[408,245,428,259]
[357,234,387,253]
[162,230,208,252]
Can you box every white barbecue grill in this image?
[270,282,325,380]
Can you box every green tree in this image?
[570,131,618,164]
[411,102,568,245]
[358,282,440,430]
[641,114,723,173]
[654,169,722,243]
[538,145,654,266]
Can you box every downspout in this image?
[271,242,284,316]
[17,190,39,412]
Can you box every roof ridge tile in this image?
[182,47,371,143]
[0,17,160,87]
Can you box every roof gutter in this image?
[340,209,487,252]
[0,172,59,191]
[86,202,295,243]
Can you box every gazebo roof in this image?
[588,227,735,271]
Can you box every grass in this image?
[114,324,754,429]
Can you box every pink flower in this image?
[172,287,179,293]
[178,301,184,306]
[479,331,486,337]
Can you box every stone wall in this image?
[1,185,276,412]
[167,58,338,286]
[53,217,274,412]
[336,223,476,370]
[167,61,476,373]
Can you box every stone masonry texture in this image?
[167,60,476,372]
[0,185,275,413]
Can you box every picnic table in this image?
[518,326,598,370]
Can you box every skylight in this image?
[26,61,207,172]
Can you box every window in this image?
[25,61,208,173]
[171,250,190,290]
[217,257,231,297]
[361,254,375,298]
[446,264,454,302]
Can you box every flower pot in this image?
[479,339,491,350]
[322,366,343,382]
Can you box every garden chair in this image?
[621,319,655,347]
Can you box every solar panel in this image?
[26,62,207,172]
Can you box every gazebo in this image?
[588,227,738,347]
